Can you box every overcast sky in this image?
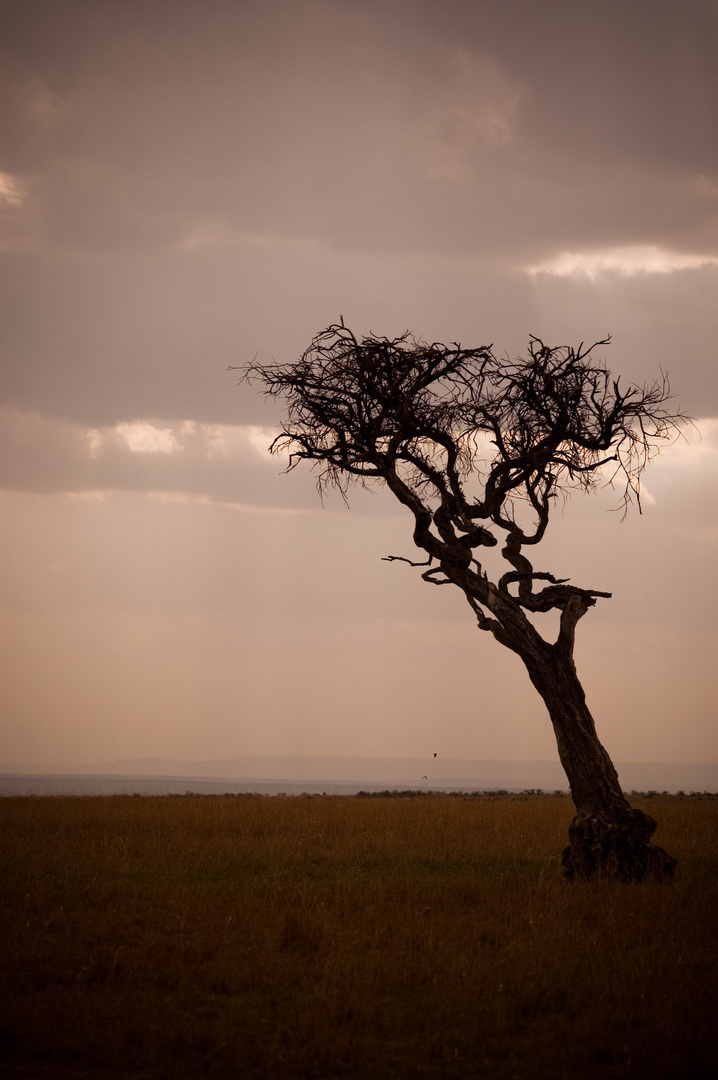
[1,0,716,773]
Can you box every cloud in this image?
[419,50,525,182]
[640,417,718,540]
[0,3,715,447]
[0,405,714,541]
[0,171,24,206]
[113,421,180,455]
[1,0,716,262]
[527,246,718,279]
[528,261,718,416]
[0,168,36,252]
[0,407,321,509]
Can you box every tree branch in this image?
[382,554,432,568]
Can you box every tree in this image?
[241,320,687,880]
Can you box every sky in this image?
[1,0,717,772]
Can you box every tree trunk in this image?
[522,647,676,881]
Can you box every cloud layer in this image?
[0,0,716,426]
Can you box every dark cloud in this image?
[0,0,715,424]
[1,245,715,426]
[1,0,715,258]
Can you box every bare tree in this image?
[241,321,687,880]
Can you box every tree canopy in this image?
[245,321,682,639]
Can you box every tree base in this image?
[561,807,677,882]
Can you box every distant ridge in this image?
[2,755,717,794]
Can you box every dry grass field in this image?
[1,793,717,1080]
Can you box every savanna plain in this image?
[1,793,717,1080]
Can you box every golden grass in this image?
[1,794,716,1079]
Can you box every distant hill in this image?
[2,755,717,794]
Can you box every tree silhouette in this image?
[242,320,687,880]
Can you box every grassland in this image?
[1,793,717,1079]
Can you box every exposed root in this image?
[561,807,677,882]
